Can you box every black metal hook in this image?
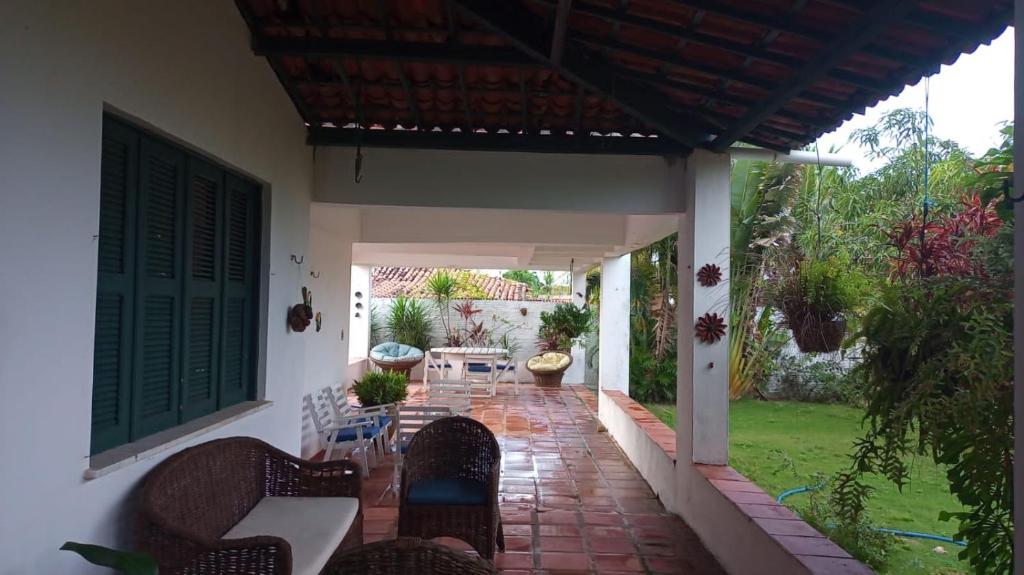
[290,254,304,265]
[310,270,321,279]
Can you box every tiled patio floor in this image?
[358,383,726,574]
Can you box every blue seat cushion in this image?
[466,362,515,373]
[370,342,424,362]
[332,425,381,442]
[378,415,392,428]
[406,479,488,506]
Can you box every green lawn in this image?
[644,401,968,575]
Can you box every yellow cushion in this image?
[527,352,571,373]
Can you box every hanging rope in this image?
[918,77,931,276]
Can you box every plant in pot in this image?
[352,370,409,407]
[537,303,592,352]
[775,255,866,353]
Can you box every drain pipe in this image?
[727,146,854,168]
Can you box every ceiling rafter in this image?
[543,1,891,92]
[711,0,915,151]
[307,127,685,154]
[449,0,707,149]
[374,0,421,129]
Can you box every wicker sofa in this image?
[136,436,363,575]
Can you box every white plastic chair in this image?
[302,393,379,477]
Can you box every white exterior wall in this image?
[0,3,318,573]
[348,265,372,361]
[302,206,361,456]
[564,268,590,384]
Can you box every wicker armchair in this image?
[325,537,497,574]
[136,436,363,575]
[398,417,504,559]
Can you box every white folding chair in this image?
[302,393,378,477]
[395,404,453,464]
[463,354,519,396]
[462,354,498,396]
[426,379,473,415]
[322,385,394,458]
[423,352,452,391]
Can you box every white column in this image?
[1012,0,1022,563]
[565,268,590,384]
[348,265,371,361]
[599,254,630,393]
[677,150,731,465]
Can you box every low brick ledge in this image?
[594,390,874,575]
[602,390,678,458]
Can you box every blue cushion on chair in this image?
[406,479,488,505]
[467,362,514,373]
[332,425,381,442]
[377,415,392,428]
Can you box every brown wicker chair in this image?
[136,436,363,575]
[398,417,504,559]
[325,537,497,574]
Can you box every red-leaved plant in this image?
[888,194,1002,279]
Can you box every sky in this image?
[817,27,1015,174]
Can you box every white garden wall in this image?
[373,298,562,382]
[0,3,322,573]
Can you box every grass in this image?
[644,400,968,575]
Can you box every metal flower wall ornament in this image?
[697,263,722,287]
[695,312,727,344]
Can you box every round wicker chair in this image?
[325,537,497,574]
[526,351,573,388]
[370,342,424,377]
[398,417,504,559]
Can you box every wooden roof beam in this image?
[550,0,573,65]
[711,0,915,151]
[307,127,687,154]
[450,0,709,149]
[252,36,532,66]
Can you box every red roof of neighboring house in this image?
[372,267,569,301]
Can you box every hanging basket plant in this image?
[776,256,865,353]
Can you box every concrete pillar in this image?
[1013,0,1022,562]
[348,265,371,362]
[676,150,731,465]
[599,254,630,393]
[565,268,590,384]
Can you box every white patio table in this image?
[428,347,509,396]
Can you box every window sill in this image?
[85,400,273,480]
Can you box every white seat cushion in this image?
[223,496,359,575]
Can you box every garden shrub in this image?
[773,356,862,405]
[802,475,894,571]
[352,371,408,406]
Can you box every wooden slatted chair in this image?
[464,354,519,396]
[303,393,381,478]
[322,385,395,459]
[423,352,452,390]
[426,380,473,415]
[395,404,453,464]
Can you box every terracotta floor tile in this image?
[354,383,725,574]
[540,552,591,571]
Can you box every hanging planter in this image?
[786,311,847,353]
[775,257,864,354]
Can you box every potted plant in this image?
[776,256,865,353]
[536,303,592,352]
[352,370,409,407]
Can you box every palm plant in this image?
[426,270,458,344]
[385,294,432,351]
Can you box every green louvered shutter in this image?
[131,137,185,437]
[90,118,139,454]
[220,174,260,407]
[181,158,223,421]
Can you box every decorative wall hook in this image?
[290,254,304,265]
[310,270,320,279]
[697,263,722,287]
